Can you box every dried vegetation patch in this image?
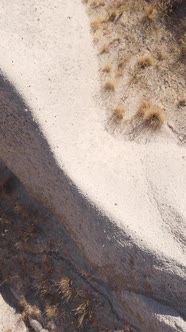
[0,163,132,332]
[83,0,186,142]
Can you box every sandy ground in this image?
[0,0,185,331]
[0,294,27,332]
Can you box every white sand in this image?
[0,294,27,332]
[0,0,185,331]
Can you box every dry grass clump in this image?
[74,300,92,327]
[113,105,126,120]
[157,0,173,14]
[178,98,186,107]
[144,4,158,20]
[180,33,186,56]
[138,101,165,127]
[90,13,107,32]
[89,0,105,9]
[138,55,155,68]
[33,275,50,297]
[45,305,58,319]
[107,10,117,22]
[105,4,126,23]
[19,296,40,320]
[99,44,109,54]
[90,18,102,32]
[102,64,112,73]
[104,79,115,91]
[57,277,73,302]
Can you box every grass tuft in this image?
[113,105,126,120]
[99,44,109,54]
[19,296,40,320]
[180,33,186,56]
[157,0,173,15]
[102,64,112,73]
[45,305,58,319]
[138,55,155,68]
[104,79,115,91]
[138,101,165,127]
[57,277,73,302]
[33,275,50,297]
[90,17,104,32]
[178,98,186,107]
[145,5,158,20]
[74,300,92,327]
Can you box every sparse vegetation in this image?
[138,55,155,69]
[45,305,58,318]
[116,59,128,77]
[144,4,158,20]
[138,101,165,128]
[90,17,104,32]
[83,0,185,139]
[102,64,112,73]
[178,98,186,107]
[180,33,186,56]
[74,300,92,327]
[113,105,126,120]
[157,0,173,14]
[0,166,127,331]
[19,296,41,320]
[57,277,73,302]
[104,79,115,91]
[99,44,109,54]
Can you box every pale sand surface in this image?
[0,294,27,332]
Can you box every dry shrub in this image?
[57,277,73,302]
[145,4,158,20]
[102,64,112,73]
[45,305,58,318]
[33,275,50,297]
[74,300,92,327]
[155,0,183,14]
[99,44,109,54]
[138,101,165,127]
[89,0,105,9]
[107,10,117,22]
[104,79,115,91]
[113,105,126,120]
[178,98,186,107]
[19,296,40,319]
[138,55,155,68]
[90,18,103,32]
[180,33,186,56]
